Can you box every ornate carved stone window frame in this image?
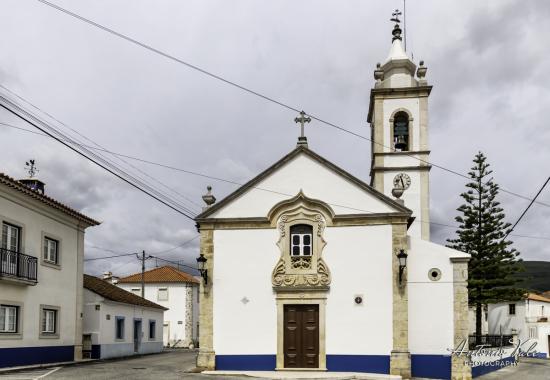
[269,191,333,292]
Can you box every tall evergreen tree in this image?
[447,152,524,342]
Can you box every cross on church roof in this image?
[390,9,402,24]
[294,110,311,148]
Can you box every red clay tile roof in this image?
[0,173,100,226]
[118,266,199,284]
[527,293,550,303]
[83,274,167,310]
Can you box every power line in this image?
[84,252,136,262]
[0,95,196,220]
[33,0,550,210]
[0,84,201,214]
[84,235,200,262]
[149,235,200,255]
[149,255,198,272]
[503,177,550,241]
[2,120,550,242]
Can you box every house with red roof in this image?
[117,265,199,347]
[488,293,550,358]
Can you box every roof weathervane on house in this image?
[20,159,45,194]
[294,110,311,148]
[25,159,38,178]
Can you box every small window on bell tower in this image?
[393,112,409,151]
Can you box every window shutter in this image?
[7,308,15,332]
[1,224,7,249]
[44,239,48,260]
[42,310,47,332]
[0,307,5,331]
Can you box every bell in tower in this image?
[393,112,409,151]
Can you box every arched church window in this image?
[393,112,409,151]
[290,224,312,256]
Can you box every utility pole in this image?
[136,250,152,298]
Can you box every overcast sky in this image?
[0,0,549,277]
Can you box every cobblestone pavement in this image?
[0,350,251,380]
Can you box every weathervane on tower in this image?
[294,110,311,148]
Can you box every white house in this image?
[0,173,99,368]
[193,22,472,380]
[82,274,166,359]
[117,266,199,348]
[488,293,550,358]
[468,306,488,335]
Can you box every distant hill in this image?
[516,261,550,293]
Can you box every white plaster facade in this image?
[488,295,550,358]
[82,287,164,359]
[118,281,199,347]
[0,174,99,368]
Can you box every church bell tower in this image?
[367,18,432,240]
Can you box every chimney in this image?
[102,271,119,284]
[20,159,45,194]
[19,178,46,195]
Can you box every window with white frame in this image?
[529,326,537,339]
[41,308,57,334]
[1,222,20,252]
[508,304,516,315]
[290,224,313,256]
[0,305,18,333]
[157,288,168,301]
[130,288,141,295]
[43,237,59,264]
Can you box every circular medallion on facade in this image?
[428,268,442,281]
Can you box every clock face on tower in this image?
[393,173,411,190]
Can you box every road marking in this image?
[34,367,60,379]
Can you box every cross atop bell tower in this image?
[367,12,432,240]
[294,110,311,148]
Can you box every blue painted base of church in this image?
[215,354,454,379]
[215,353,517,379]
[0,346,74,368]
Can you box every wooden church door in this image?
[283,304,319,368]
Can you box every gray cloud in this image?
[0,0,548,278]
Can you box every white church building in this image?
[194,21,471,380]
